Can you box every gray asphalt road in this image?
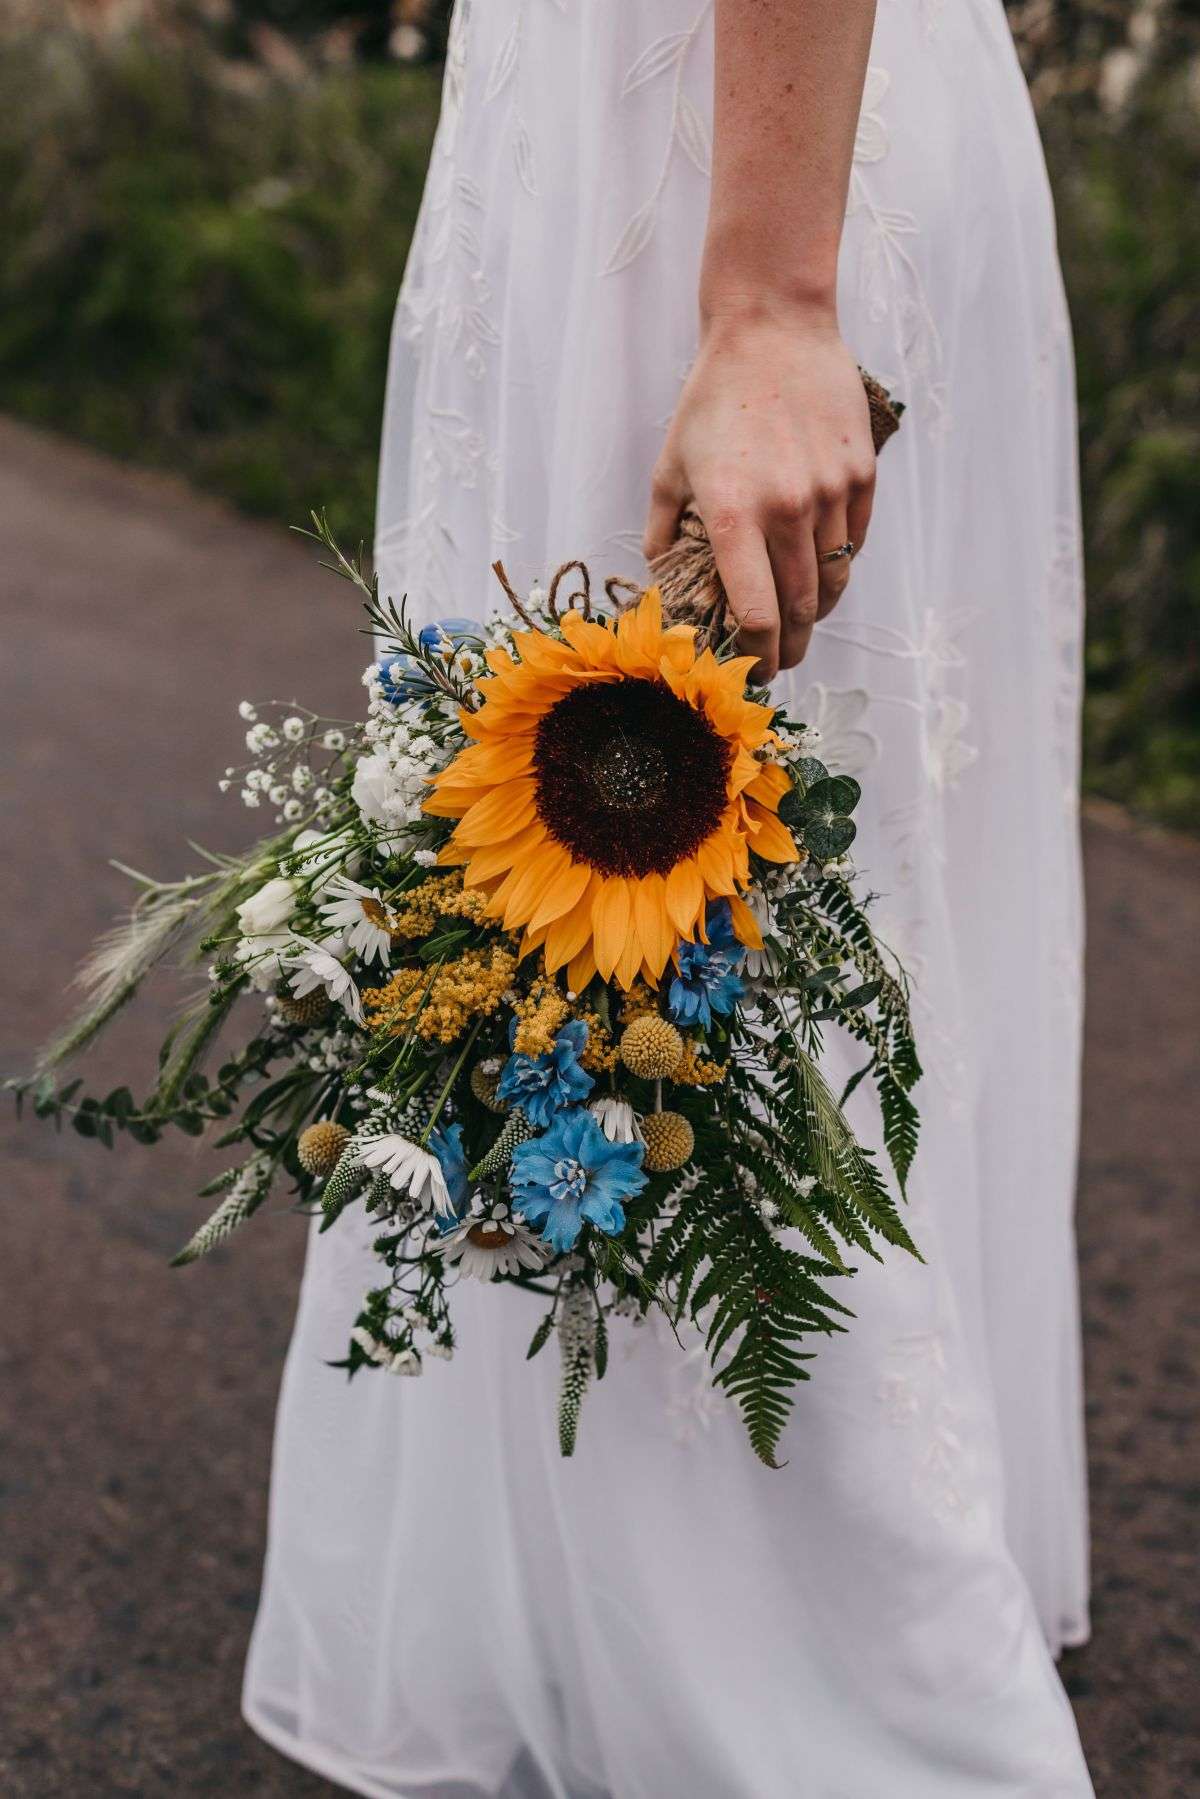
[1,419,1197,1797]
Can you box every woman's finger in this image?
[814,499,854,620]
[704,510,780,682]
[642,468,686,563]
[846,457,876,564]
[767,512,820,670]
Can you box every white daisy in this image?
[738,887,786,988]
[589,1096,642,1144]
[235,931,294,992]
[359,1133,452,1214]
[286,938,364,1024]
[317,875,395,966]
[436,1206,546,1281]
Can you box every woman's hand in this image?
[643,302,876,682]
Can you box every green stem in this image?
[420,1017,483,1145]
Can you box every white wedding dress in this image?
[244,3,1093,1793]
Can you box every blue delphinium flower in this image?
[668,899,746,1030]
[510,1108,646,1253]
[429,1122,470,1230]
[496,1019,593,1129]
[376,616,479,704]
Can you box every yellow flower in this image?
[674,1038,726,1087]
[574,1008,619,1073]
[511,980,571,1058]
[426,588,796,991]
[364,946,517,1045]
[389,872,488,939]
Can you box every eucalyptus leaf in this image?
[822,775,862,816]
[796,776,859,818]
[802,817,856,861]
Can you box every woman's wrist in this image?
[697,282,841,344]
[698,250,841,337]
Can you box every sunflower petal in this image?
[632,872,675,981]
[726,891,764,951]
[745,803,799,863]
[567,941,598,995]
[696,830,736,896]
[614,925,643,991]
[526,854,592,933]
[461,819,546,884]
[591,877,632,981]
[453,778,537,847]
[664,857,704,939]
[744,760,791,804]
[543,878,600,971]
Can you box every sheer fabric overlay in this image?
[244,2,1094,1793]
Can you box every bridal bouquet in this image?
[15,520,920,1466]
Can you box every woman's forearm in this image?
[643,0,879,680]
[702,0,876,322]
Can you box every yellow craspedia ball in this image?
[298,1120,352,1177]
[278,990,331,1028]
[619,1015,684,1081]
[470,1060,510,1114]
[639,1111,695,1174]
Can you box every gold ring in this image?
[817,541,855,565]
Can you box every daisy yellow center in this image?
[532,679,731,879]
[467,1221,509,1250]
[360,897,390,929]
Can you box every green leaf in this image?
[792,775,856,816]
[840,980,882,1010]
[801,816,856,861]
[819,775,862,815]
[803,965,843,990]
[526,1311,555,1361]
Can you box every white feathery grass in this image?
[36,891,201,1074]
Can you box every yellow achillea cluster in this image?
[510,980,619,1072]
[619,981,661,1026]
[674,1039,726,1087]
[512,981,571,1058]
[389,873,489,940]
[364,946,517,1045]
[576,1009,618,1074]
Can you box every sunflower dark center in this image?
[533,678,731,878]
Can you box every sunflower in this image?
[424,588,797,990]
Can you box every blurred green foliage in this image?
[1041,71,1199,830]
[0,15,1195,827]
[0,27,438,541]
